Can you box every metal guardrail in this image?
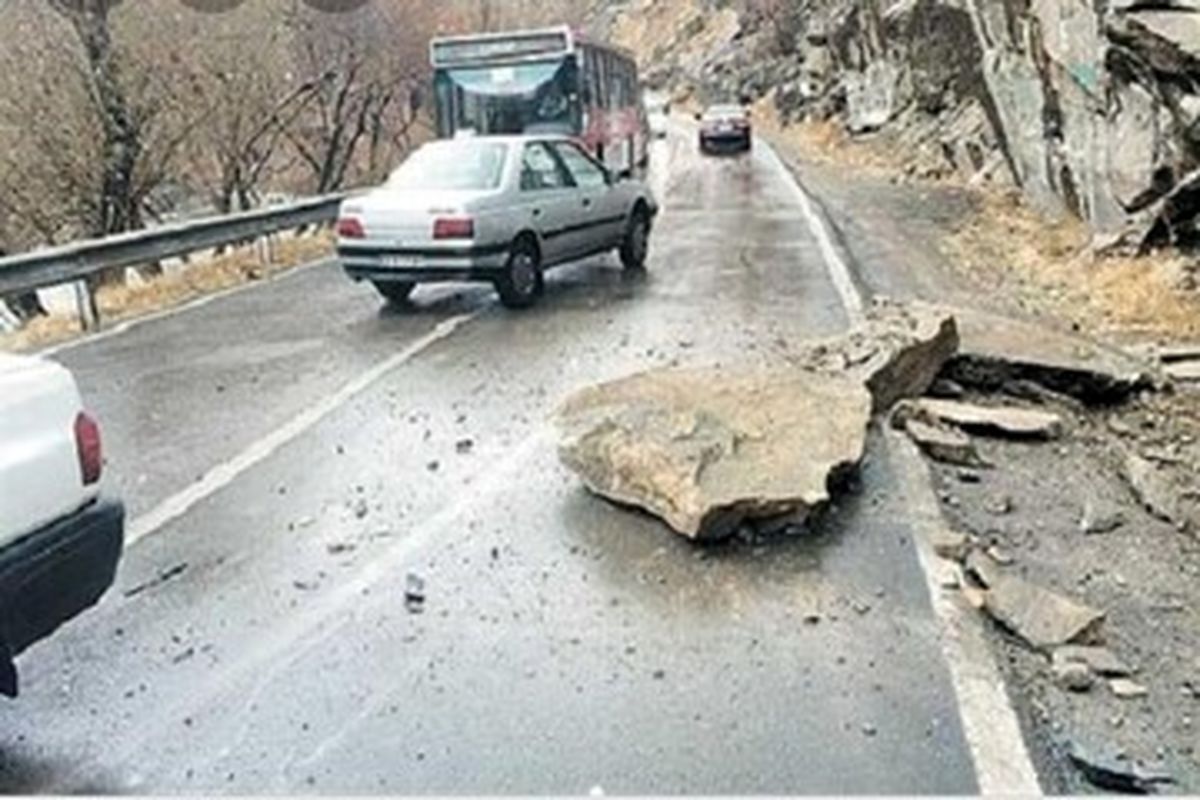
[0,193,345,329]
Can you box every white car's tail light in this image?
[433,217,475,240]
[74,411,102,486]
[336,217,365,239]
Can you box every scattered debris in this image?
[893,398,1064,440]
[1123,452,1183,526]
[455,438,475,454]
[1079,502,1127,535]
[404,573,426,614]
[982,573,1105,650]
[1052,659,1095,692]
[1110,678,1149,699]
[985,495,1014,516]
[930,526,971,561]
[985,544,1015,566]
[965,549,1001,588]
[1068,740,1173,793]
[124,562,189,599]
[1053,646,1134,678]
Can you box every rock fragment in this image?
[1052,659,1095,692]
[893,398,1064,440]
[1110,678,1149,699]
[1123,452,1183,525]
[1068,741,1173,793]
[982,573,1105,650]
[902,419,985,467]
[404,573,426,614]
[930,526,971,561]
[1079,502,1127,535]
[790,298,959,411]
[1054,645,1134,678]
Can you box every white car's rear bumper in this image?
[338,242,510,284]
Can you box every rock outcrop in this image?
[607,0,1200,252]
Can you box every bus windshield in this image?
[434,57,579,136]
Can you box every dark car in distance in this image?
[697,104,752,154]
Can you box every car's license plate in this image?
[381,253,421,268]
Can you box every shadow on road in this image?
[0,747,122,794]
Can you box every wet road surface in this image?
[1,129,979,793]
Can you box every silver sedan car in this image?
[336,134,659,309]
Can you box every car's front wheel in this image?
[495,239,543,309]
[373,281,415,305]
[619,208,651,271]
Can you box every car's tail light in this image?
[433,217,475,240]
[74,411,102,486]
[336,217,365,239]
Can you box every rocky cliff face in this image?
[606,0,1200,253]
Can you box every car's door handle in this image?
[582,198,592,208]
[532,208,542,217]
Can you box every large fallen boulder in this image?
[555,299,959,540]
[556,369,872,540]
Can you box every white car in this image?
[0,354,123,697]
[336,134,659,309]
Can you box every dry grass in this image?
[752,96,899,174]
[1,230,333,353]
[756,92,1200,345]
[944,190,1200,342]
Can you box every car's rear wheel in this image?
[373,281,415,304]
[495,239,543,309]
[619,208,651,271]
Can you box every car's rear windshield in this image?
[387,141,509,191]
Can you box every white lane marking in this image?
[758,141,866,325]
[886,431,1041,795]
[769,139,1040,792]
[125,312,478,545]
[36,257,332,358]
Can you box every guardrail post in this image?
[74,279,100,331]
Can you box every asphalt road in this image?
[0,128,980,793]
